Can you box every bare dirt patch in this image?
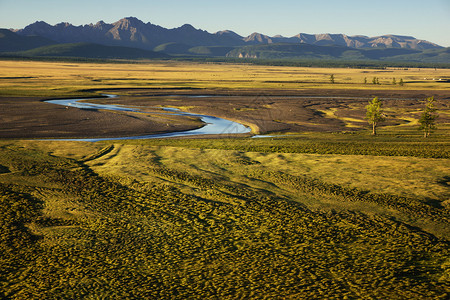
[0,96,203,139]
[1,89,449,139]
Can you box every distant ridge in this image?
[2,17,448,63]
[14,17,243,50]
[0,28,55,52]
[13,17,442,51]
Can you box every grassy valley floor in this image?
[0,59,449,298]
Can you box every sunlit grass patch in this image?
[1,60,449,97]
[0,138,449,298]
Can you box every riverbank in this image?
[1,88,449,140]
[43,95,250,141]
[0,95,204,139]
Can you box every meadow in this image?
[0,59,449,299]
[0,60,449,97]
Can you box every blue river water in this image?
[45,95,251,142]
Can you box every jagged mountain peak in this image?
[244,32,273,43]
[93,20,108,28]
[13,17,443,52]
[55,22,74,28]
[25,21,51,29]
[215,30,242,37]
[113,17,146,29]
[174,24,201,34]
[179,24,195,29]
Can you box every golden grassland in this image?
[83,142,450,235]
[0,60,449,97]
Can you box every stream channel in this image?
[45,94,252,142]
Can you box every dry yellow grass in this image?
[0,60,449,97]
[79,143,449,203]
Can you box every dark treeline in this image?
[1,54,449,69]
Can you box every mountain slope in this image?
[16,17,245,50]
[245,33,442,50]
[9,42,169,59]
[0,29,55,52]
[153,42,193,55]
[6,17,447,63]
[226,43,449,62]
[188,46,236,56]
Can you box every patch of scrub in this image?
[0,164,10,174]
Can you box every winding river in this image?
[46,94,411,141]
[45,94,251,142]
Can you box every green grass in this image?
[119,129,450,158]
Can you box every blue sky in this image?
[1,0,449,46]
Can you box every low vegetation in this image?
[365,97,385,135]
[127,132,450,159]
[0,134,449,299]
[0,60,449,97]
[419,96,439,137]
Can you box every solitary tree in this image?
[365,97,385,135]
[399,78,404,86]
[392,77,397,85]
[364,77,367,84]
[372,77,377,85]
[330,74,335,84]
[419,96,438,138]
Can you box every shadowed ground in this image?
[1,89,449,139]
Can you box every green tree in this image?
[399,78,404,86]
[330,74,335,84]
[372,77,377,85]
[365,97,385,135]
[364,77,367,84]
[418,96,438,138]
[392,77,397,85]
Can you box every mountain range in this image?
[1,17,448,63]
[13,17,443,50]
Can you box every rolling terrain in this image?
[8,42,169,59]
[1,134,449,299]
[0,59,449,298]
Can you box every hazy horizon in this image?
[1,0,449,47]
